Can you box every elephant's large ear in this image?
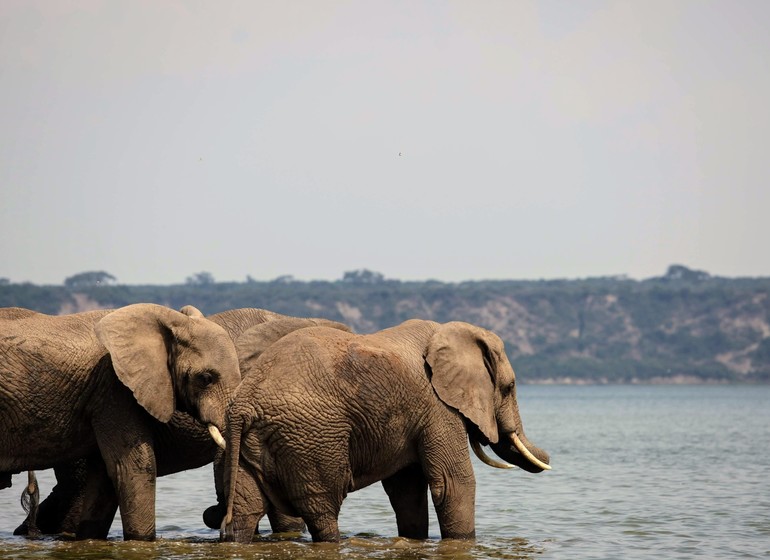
[236,318,347,373]
[426,322,499,444]
[95,304,181,423]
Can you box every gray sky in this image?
[2,1,769,285]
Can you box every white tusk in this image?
[510,432,551,471]
[208,424,226,450]
[470,439,514,469]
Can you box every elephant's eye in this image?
[198,371,216,387]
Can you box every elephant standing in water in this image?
[0,303,242,540]
[221,319,551,543]
[11,307,348,539]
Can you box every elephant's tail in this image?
[20,471,41,538]
[221,409,247,541]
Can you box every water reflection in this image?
[0,535,541,560]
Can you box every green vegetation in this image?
[64,270,116,288]
[2,266,769,384]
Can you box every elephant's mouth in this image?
[470,431,551,473]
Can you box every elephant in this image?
[219,319,551,543]
[9,306,349,539]
[0,303,244,540]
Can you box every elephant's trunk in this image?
[221,411,246,541]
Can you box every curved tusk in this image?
[470,439,514,469]
[208,424,226,450]
[510,432,551,471]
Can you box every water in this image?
[1,385,768,559]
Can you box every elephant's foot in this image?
[75,519,113,540]
[118,512,156,541]
[13,519,41,538]
[221,512,261,543]
[121,531,156,542]
[305,513,341,543]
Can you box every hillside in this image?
[2,266,768,383]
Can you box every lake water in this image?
[1,385,768,559]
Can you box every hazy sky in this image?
[2,1,769,285]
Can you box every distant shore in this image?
[525,375,738,385]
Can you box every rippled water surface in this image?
[2,385,768,559]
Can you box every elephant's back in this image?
[0,309,112,423]
[1,308,111,329]
[257,324,430,433]
[253,325,354,386]
[0,307,40,321]
[234,325,353,415]
[1,310,109,363]
[208,308,283,340]
[0,311,111,470]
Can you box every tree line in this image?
[2,266,769,383]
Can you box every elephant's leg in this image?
[382,463,429,539]
[109,443,156,540]
[222,460,265,543]
[46,459,89,535]
[280,478,342,541]
[420,432,477,540]
[92,401,158,541]
[204,447,283,536]
[75,457,119,539]
[427,468,476,540]
[266,506,305,534]
[302,508,341,543]
[290,485,344,542]
[14,458,90,536]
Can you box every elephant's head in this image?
[426,322,551,473]
[94,303,241,447]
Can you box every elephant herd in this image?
[0,303,550,543]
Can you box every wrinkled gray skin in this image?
[11,307,348,539]
[0,303,242,540]
[221,319,550,543]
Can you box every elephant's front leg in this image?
[382,464,429,539]
[109,441,157,540]
[93,405,158,540]
[423,436,477,540]
[428,468,476,539]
